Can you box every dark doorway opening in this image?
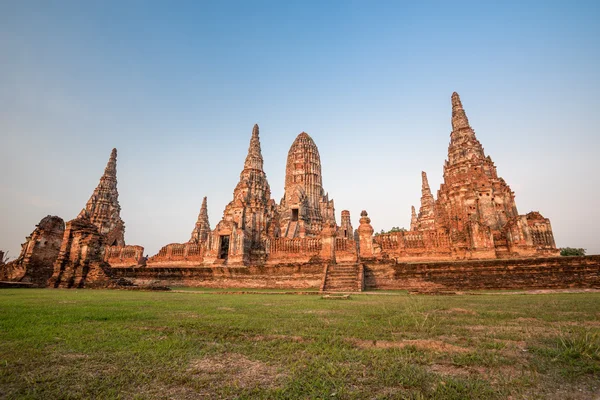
[291,209,299,222]
[219,235,230,259]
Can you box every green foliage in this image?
[560,247,586,256]
[374,227,407,236]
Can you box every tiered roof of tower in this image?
[416,171,436,230]
[435,93,519,237]
[231,124,272,207]
[339,210,354,240]
[410,206,418,231]
[218,124,276,242]
[77,148,125,246]
[279,131,335,237]
[190,196,211,244]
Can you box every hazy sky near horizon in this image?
[1,1,599,258]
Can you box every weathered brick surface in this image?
[204,124,278,265]
[0,216,64,287]
[78,148,125,246]
[111,263,324,289]
[279,132,335,238]
[108,256,600,291]
[105,245,145,267]
[48,216,114,288]
[379,92,558,261]
[363,256,600,291]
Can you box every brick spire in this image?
[190,196,211,244]
[410,205,418,231]
[243,124,264,172]
[78,148,125,246]
[451,92,471,131]
[421,171,431,196]
[104,148,117,177]
[218,124,272,242]
[417,171,436,230]
[447,92,486,166]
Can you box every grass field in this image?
[0,289,599,399]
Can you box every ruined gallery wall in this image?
[363,255,600,291]
[111,263,325,289]
[108,256,600,291]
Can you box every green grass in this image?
[0,289,599,399]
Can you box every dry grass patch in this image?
[429,363,472,377]
[251,334,309,343]
[187,353,286,389]
[347,338,469,353]
[442,307,478,315]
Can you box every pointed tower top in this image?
[410,205,418,231]
[104,148,117,177]
[451,92,462,107]
[451,92,470,131]
[421,171,430,192]
[243,124,264,171]
[78,147,124,244]
[190,196,211,243]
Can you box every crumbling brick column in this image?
[320,222,337,262]
[358,210,375,258]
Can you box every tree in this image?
[375,227,408,235]
[560,247,586,257]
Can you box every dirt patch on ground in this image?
[441,308,478,315]
[429,363,527,382]
[466,324,552,337]
[514,317,539,323]
[300,309,332,315]
[347,338,469,353]
[61,353,89,360]
[217,307,235,311]
[560,320,600,327]
[187,353,285,389]
[135,326,170,332]
[251,334,309,343]
[428,363,472,377]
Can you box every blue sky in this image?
[1,1,599,258]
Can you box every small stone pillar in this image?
[358,210,375,258]
[320,222,337,262]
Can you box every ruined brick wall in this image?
[2,216,65,287]
[264,237,322,264]
[146,242,204,267]
[363,255,600,291]
[373,231,452,261]
[111,263,324,289]
[110,255,600,291]
[334,238,358,263]
[105,245,145,268]
[49,217,113,288]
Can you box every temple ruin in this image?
[3,93,595,292]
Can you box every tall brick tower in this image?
[205,124,278,264]
[434,92,552,257]
[416,171,436,230]
[78,148,125,246]
[189,196,211,244]
[279,132,335,238]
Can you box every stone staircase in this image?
[494,235,511,259]
[321,263,364,292]
[285,221,298,238]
